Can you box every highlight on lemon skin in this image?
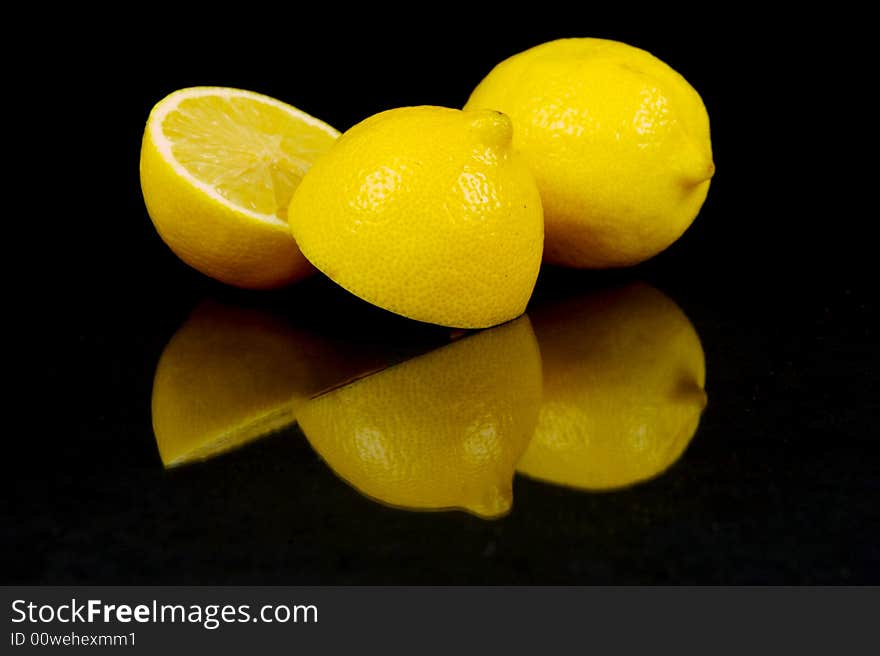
[287,105,543,329]
[465,38,714,268]
[151,301,389,468]
[296,316,543,519]
[516,283,707,491]
[140,87,340,289]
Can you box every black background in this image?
[6,14,876,583]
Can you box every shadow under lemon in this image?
[296,317,543,519]
[517,282,707,491]
[151,300,391,467]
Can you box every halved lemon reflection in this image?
[297,317,543,519]
[151,301,388,467]
[517,282,707,491]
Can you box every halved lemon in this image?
[140,87,339,289]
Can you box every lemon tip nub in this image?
[466,483,513,519]
[467,109,513,148]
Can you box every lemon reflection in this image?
[151,301,387,467]
[297,317,542,519]
[151,282,707,512]
[517,283,707,491]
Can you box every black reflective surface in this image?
[8,20,876,584]
[10,256,875,583]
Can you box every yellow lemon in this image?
[297,317,542,518]
[465,38,714,268]
[140,87,339,288]
[288,106,543,329]
[152,301,387,467]
[516,283,707,490]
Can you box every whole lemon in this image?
[287,106,543,329]
[465,38,714,268]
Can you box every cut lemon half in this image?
[140,87,339,289]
